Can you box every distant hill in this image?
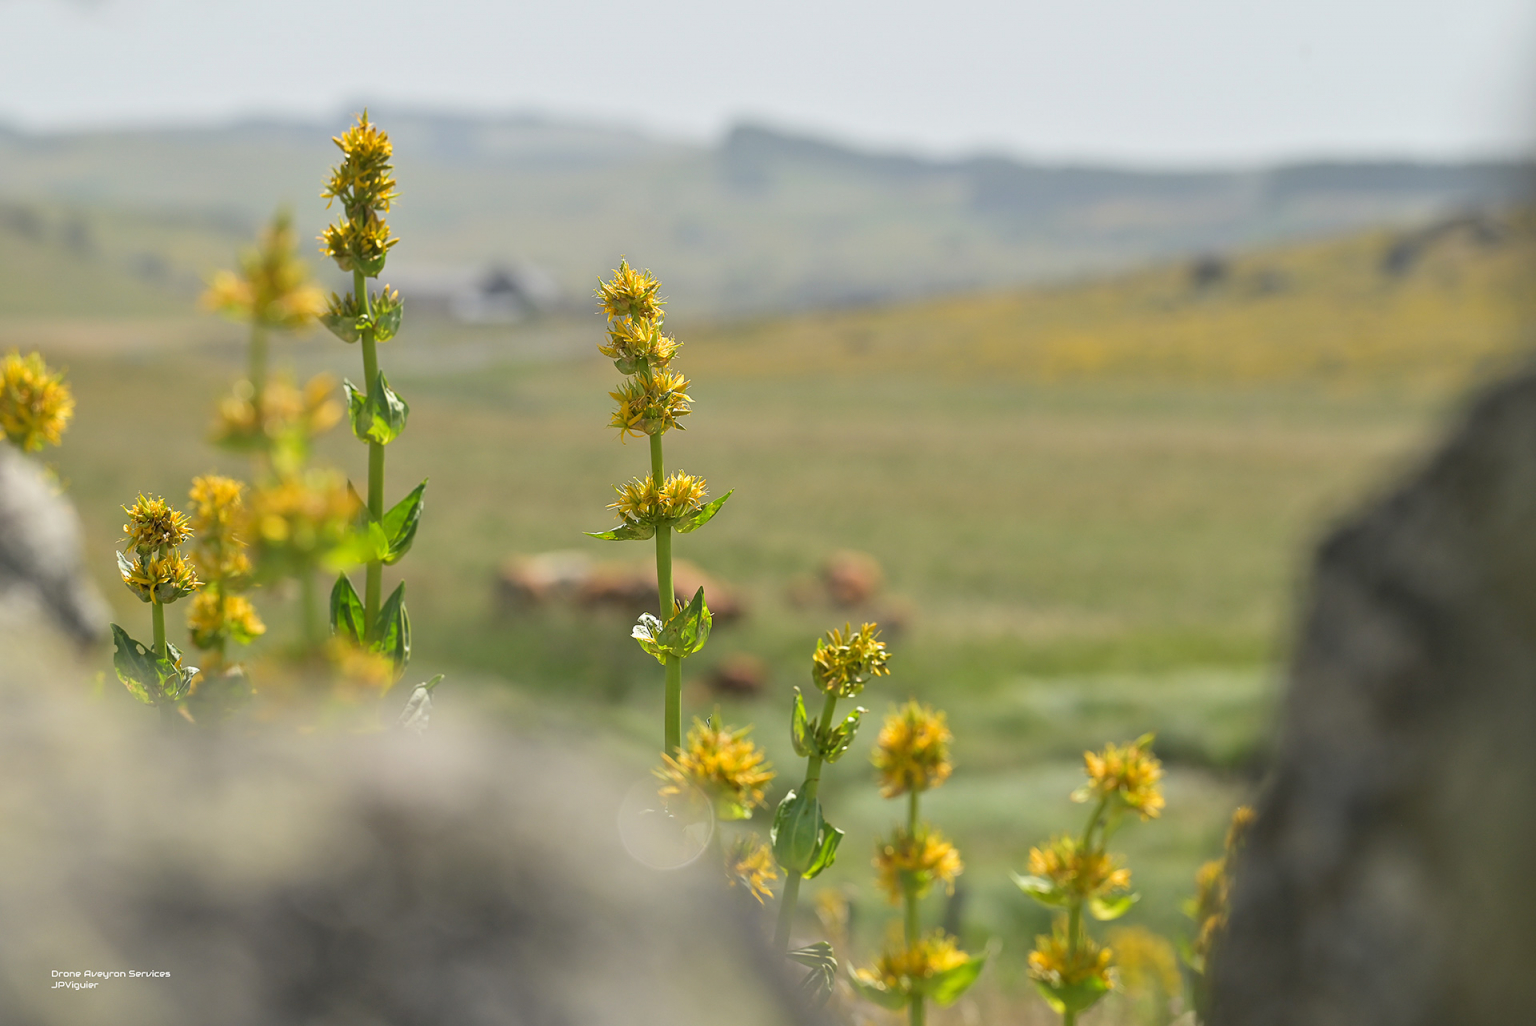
[0,111,1527,317]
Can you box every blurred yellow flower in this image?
[1028,834,1131,900]
[656,716,774,820]
[187,591,265,649]
[0,350,73,452]
[1106,925,1179,1008]
[1028,916,1114,991]
[855,930,970,996]
[1075,733,1165,820]
[872,700,952,798]
[201,211,325,331]
[724,832,780,905]
[874,824,963,903]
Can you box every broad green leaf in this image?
[343,378,368,441]
[1034,974,1111,1015]
[675,489,733,534]
[319,309,363,344]
[928,952,987,1006]
[790,687,811,757]
[324,519,389,571]
[771,788,823,875]
[671,587,712,657]
[365,372,409,445]
[1089,891,1139,921]
[1011,872,1069,908]
[372,582,410,673]
[380,480,427,564]
[849,975,909,1011]
[329,573,365,644]
[110,623,157,704]
[803,818,844,879]
[584,521,655,542]
[789,942,837,1007]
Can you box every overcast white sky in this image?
[1,0,1532,165]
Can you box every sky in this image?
[0,0,1532,166]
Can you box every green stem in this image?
[773,691,840,952]
[356,268,384,642]
[301,570,320,650]
[907,786,924,1026]
[1062,797,1108,1026]
[650,430,680,753]
[249,322,268,411]
[151,598,166,660]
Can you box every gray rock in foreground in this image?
[0,443,106,645]
[1212,366,1536,1025]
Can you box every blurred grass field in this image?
[15,211,1534,1017]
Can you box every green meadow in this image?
[18,213,1533,1015]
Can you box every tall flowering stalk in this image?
[0,350,74,452]
[587,261,731,754]
[1014,734,1165,1024]
[185,475,264,666]
[317,112,424,680]
[853,702,986,1023]
[1184,803,1254,1021]
[111,496,202,711]
[202,209,326,433]
[772,623,890,956]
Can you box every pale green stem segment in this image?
[355,268,384,641]
[907,786,924,1026]
[151,598,166,660]
[650,430,680,754]
[773,690,839,952]
[1062,796,1108,1026]
[249,322,268,411]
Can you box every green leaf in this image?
[675,489,733,534]
[110,623,158,704]
[397,673,445,735]
[771,788,824,875]
[329,573,365,644]
[1089,891,1139,921]
[817,706,866,763]
[803,818,844,879]
[372,582,410,673]
[790,687,812,757]
[110,624,196,705]
[849,974,909,1011]
[1034,975,1111,1015]
[323,519,389,571]
[927,952,987,1006]
[372,289,403,342]
[343,374,411,446]
[1011,872,1069,908]
[380,479,427,564]
[319,308,363,344]
[631,613,667,664]
[788,942,837,1007]
[630,589,713,662]
[584,521,655,542]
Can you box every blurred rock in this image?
[581,558,746,623]
[706,653,768,698]
[0,659,814,1025]
[495,549,594,607]
[1211,366,1536,1026]
[0,444,107,646]
[821,550,883,607]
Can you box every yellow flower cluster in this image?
[201,211,325,331]
[856,930,971,995]
[656,716,775,820]
[1074,733,1165,820]
[1028,834,1132,901]
[248,469,359,571]
[607,368,691,439]
[872,700,953,798]
[811,621,891,697]
[1191,804,1254,966]
[1028,917,1115,992]
[596,259,665,323]
[185,475,264,651]
[118,495,201,604]
[320,112,399,275]
[874,824,963,903]
[608,471,708,527]
[724,832,780,905]
[0,350,74,452]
